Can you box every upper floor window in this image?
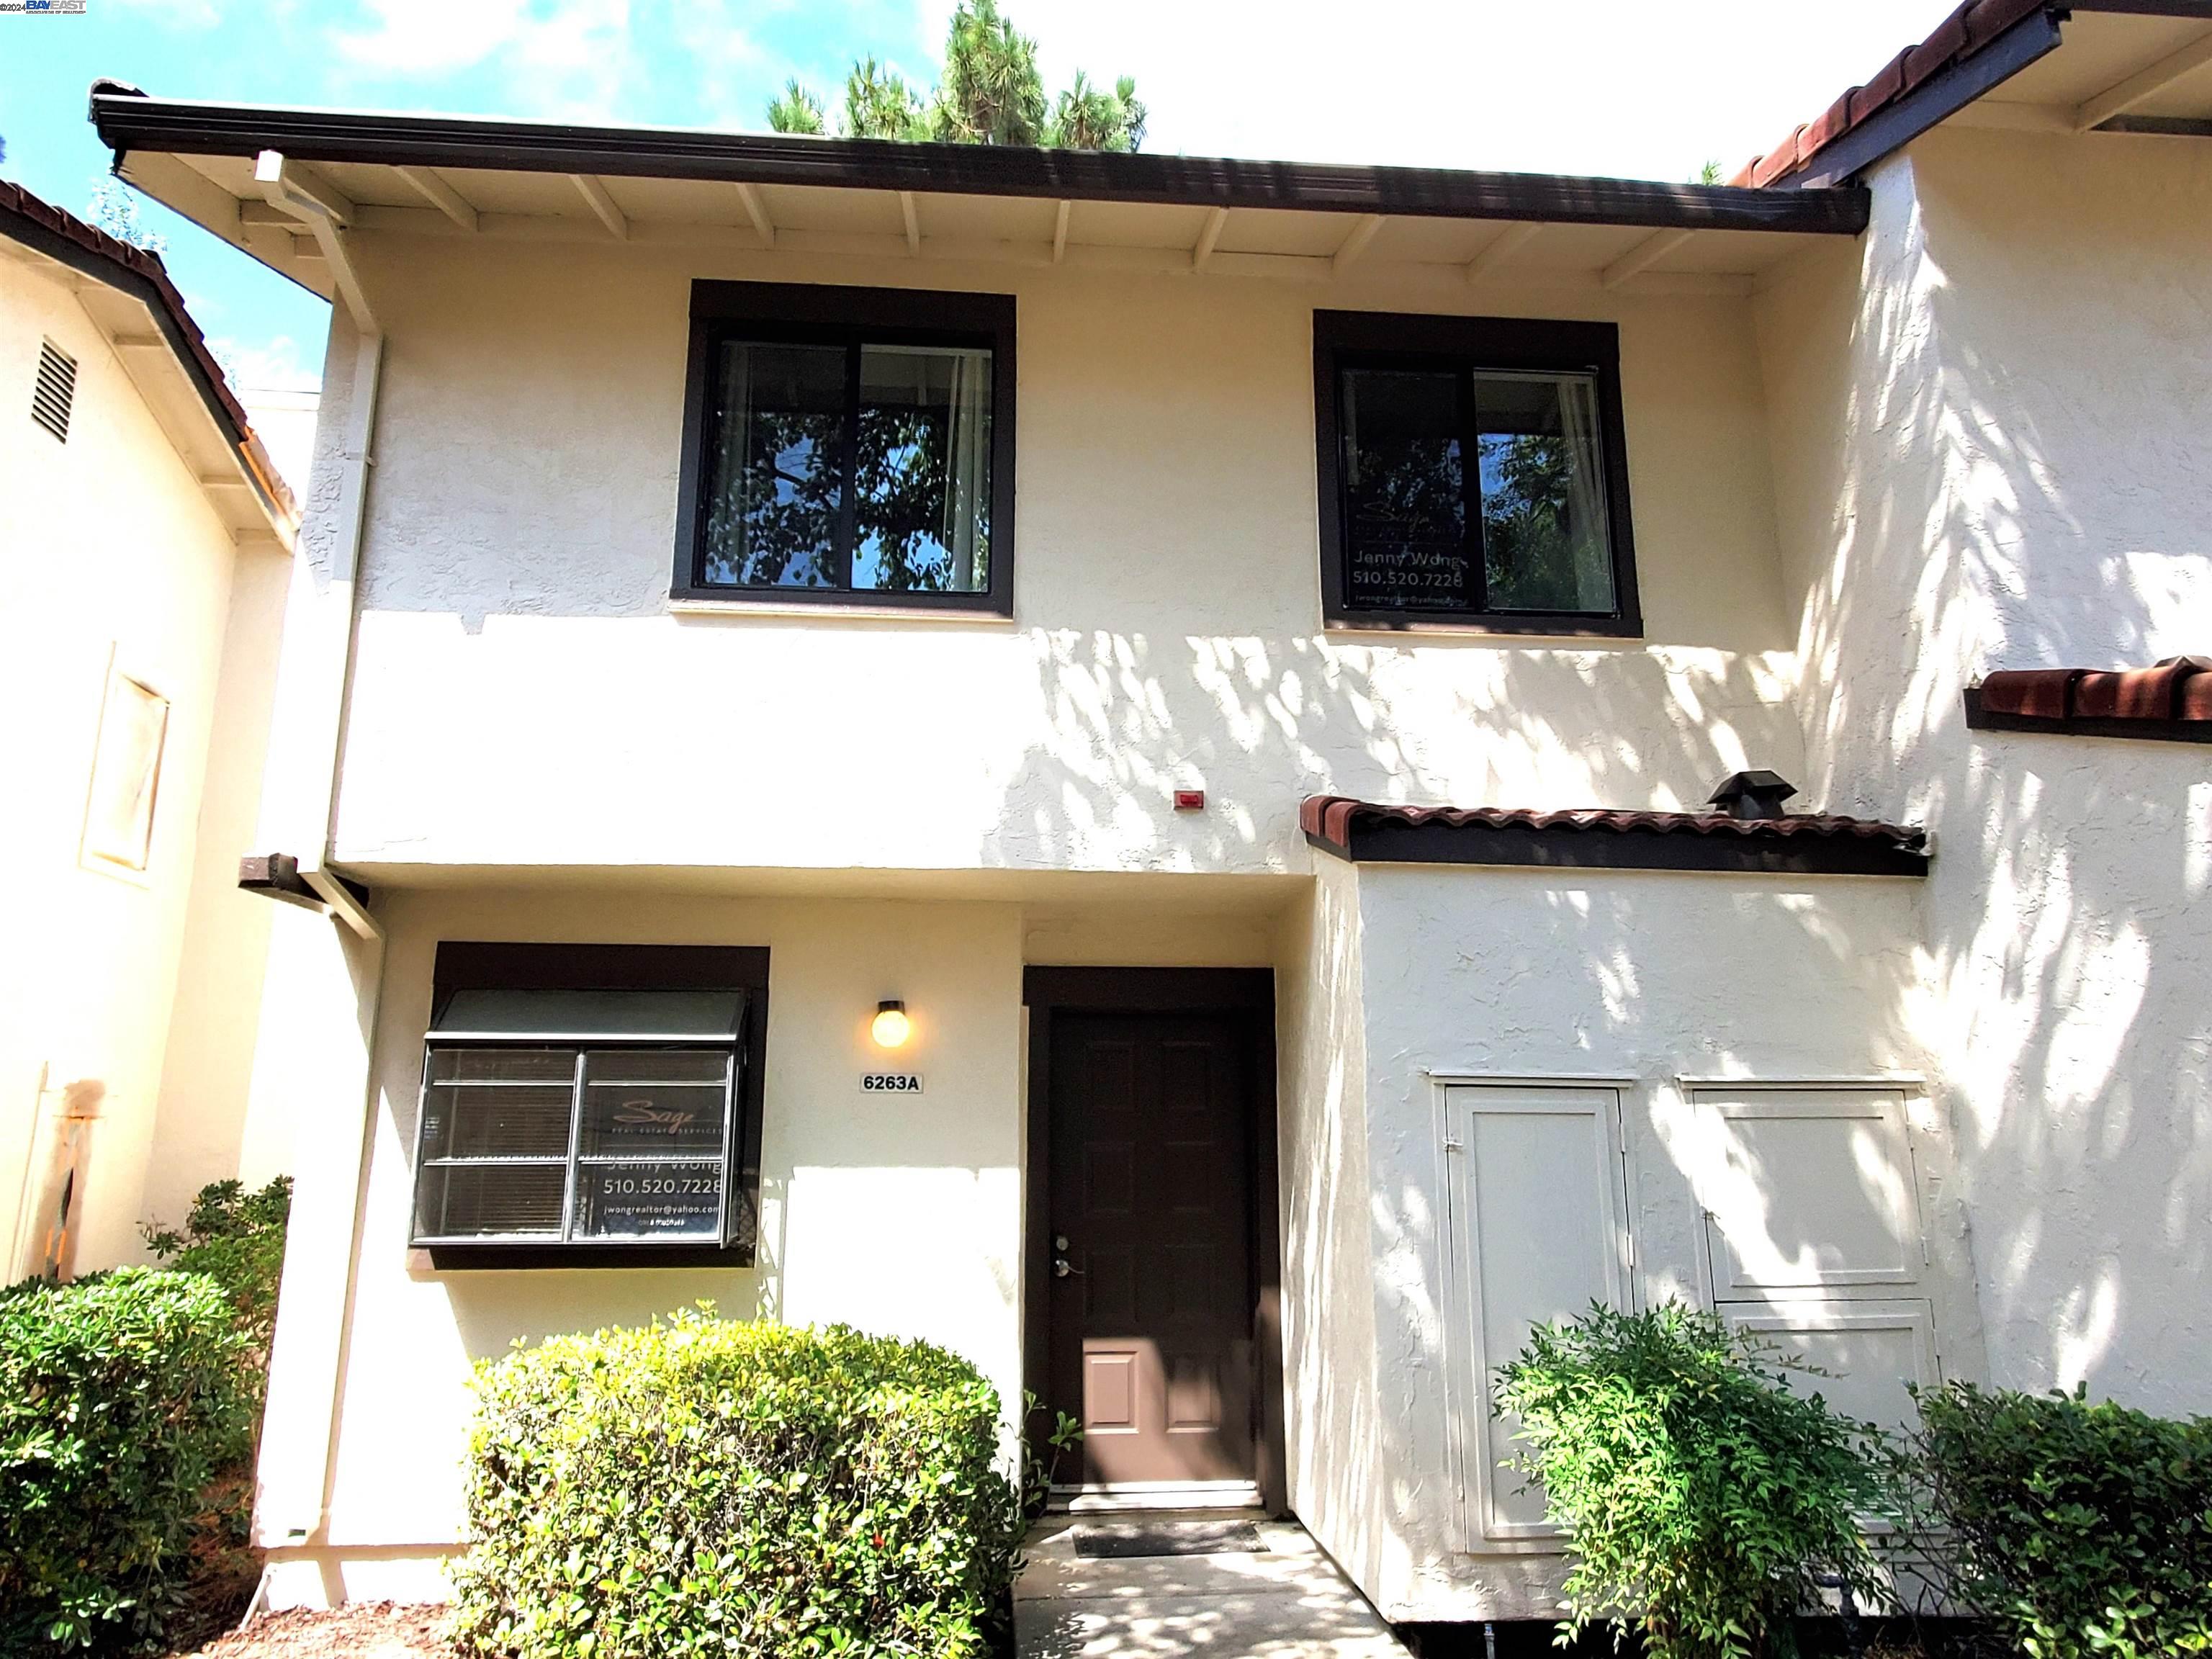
[673,282,1016,615]
[410,943,769,1267]
[1313,311,1640,634]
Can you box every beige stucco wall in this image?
[320,235,1804,881]
[1344,863,1990,1627]
[0,249,291,1274]
[1755,126,2212,1416]
[260,885,1028,1606]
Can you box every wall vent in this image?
[32,340,78,443]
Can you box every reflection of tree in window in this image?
[1475,372,1614,615]
[1341,367,1466,608]
[700,339,992,594]
[855,346,992,593]
[702,342,842,588]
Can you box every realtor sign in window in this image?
[410,986,750,1251]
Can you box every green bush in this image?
[1914,1381,2212,1659]
[1495,1301,1899,1659]
[451,1307,1023,1659]
[0,1268,255,1655]
[142,1175,293,1340]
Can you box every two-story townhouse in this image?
[86,0,2211,1622]
[1,182,299,1282]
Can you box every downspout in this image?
[248,150,387,1555]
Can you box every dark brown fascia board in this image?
[238,853,370,909]
[89,89,1870,236]
[1305,821,1930,878]
[1781,4,2066,189]
[1964,684,2212,743]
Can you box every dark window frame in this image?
[1313,310,1642,637]
[412,943,770,1269]
[672,280,1017,615]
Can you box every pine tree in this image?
[770,1,1144,152]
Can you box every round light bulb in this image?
[871,1001,912,1048]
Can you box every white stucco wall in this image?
[0,251,290,1273]
[1326,860,1982,1624]
[319,235,1803,881]
[261,886,1026,1606]
[1755,126,2212,1414]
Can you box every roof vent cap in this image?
[1707,769,1797,820]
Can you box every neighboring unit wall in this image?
[1329,860,1979,1624]
[258,886,1026,1608]
[320,234,1805,881]
[1756,127,2212,1416]
[0,254,289,1274]
[1273,860,1385,1596]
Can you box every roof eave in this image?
[89,89,1871,237]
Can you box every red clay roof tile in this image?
[1730,0,2051,189]
[1971,657,2212,737]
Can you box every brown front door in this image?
[1046,1010,1256,1490]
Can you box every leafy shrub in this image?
[142,1175,293,1340]
[1914,1381,2212,1659]
[0,1269,254,1654]
[451,1307,1023,1659]
[1496,1301,1899,1659]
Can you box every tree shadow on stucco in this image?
[1761,160,2210,1416]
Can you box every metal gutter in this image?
[88,85,1871,236]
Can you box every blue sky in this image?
[1,0,1957,391]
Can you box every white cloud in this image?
[950,0,1962,181]
[334,0,639,116]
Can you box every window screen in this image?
[412,988,750,1249]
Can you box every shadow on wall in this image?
[1766,135,2212,1411]
[986,626,1804,873]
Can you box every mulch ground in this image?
[174,1603,459,1659]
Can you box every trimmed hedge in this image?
[0,1268,255,1655]
[1915,1381,2212,1659]
[451,1308,1022,1659]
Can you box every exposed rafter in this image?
[1192,205,1229,272]
[571,174,629,239]
[1329,214,1385,279]
[1051,199,1071,264]
[395,165,478,231]
[2073,27,2212,132]
[1601,228,1693,289]
[734,181,775,248]
[899,190,921,254]
[1465,221,1540,284]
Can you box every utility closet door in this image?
[1442,1084,1629,1544]
[1692,1085,1941,1437]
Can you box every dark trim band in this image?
[88,89,1871,237]
[1306,818,1930,877]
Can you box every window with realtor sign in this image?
[410,946,768,1262]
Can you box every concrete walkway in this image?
[1014,1514,1413,1659]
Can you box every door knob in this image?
[1053,1256,1084,1278]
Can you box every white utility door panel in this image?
[1442,1084,1627,1542]
[1720,1298,1941,1439]
[1694,1087,1925,1298]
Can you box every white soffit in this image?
[1950,9,2212,132]
[125,144,1838,303]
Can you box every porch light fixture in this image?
[871,1000,912,1048]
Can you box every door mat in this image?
[1070,1520,1267,1559]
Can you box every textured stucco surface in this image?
[320,235,1804,876]
[1323,860,1983,1622]
[279,889,1024,1583]
[0,251,290,1273]
[1755,127,2212,1415]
